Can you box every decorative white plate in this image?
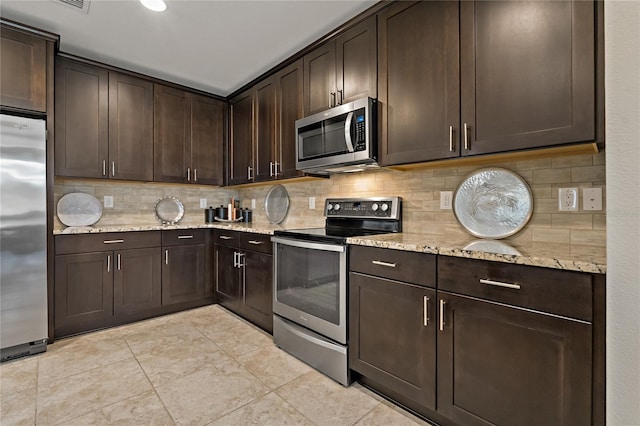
[463,239,522,256]
[155,197,184,224]
[453,168,533,239]
[57,193,103,227]
[264,184,290,224]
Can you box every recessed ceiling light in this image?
[140,0,166,12]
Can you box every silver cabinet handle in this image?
[247,166,253,180]
[187,167,191,182]
[337,89,343,105]
[248,240,263,245]
[219,235,232,240]
[479,278,521,290]
[111,161,115,177]
[330,92,337,108]
[439,299,446,331]
[237,252,245,268]
[464,123,470,150]
[117,253,121,271]
[270,161,274,177]
[165,249,169,265]
[233,251,239,268]
[449,125,455,152]
[107,254,111,272]
[102,160,106,176]
[103,239,124,244]
[372,260,396,268]
[423,296,430,326]
[177,235,194,239]
[194,168,197,182]
[274,161,279,177]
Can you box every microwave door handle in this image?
[344,111,355,153]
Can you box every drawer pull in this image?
[480,278,521,290]
[177,235,194,239]
[103,239,124,244]
[165,249,169,265]
[219,235,232,240]
[372,260,396,268]
[423,296,430,326]
[248,240,263,245]
[117,253,121,271]
[439,299,446,332]
[107,254,111,272]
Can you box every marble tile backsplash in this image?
[54,152,606,248]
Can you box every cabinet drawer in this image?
[240,233,272,254]
[349,245,436,288]
[55,231,161,255]
[438,256,593,321]
[162,229,205,246]
[214,229,240,246]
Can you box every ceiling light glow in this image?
[140,0,167,12]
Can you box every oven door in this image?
[272,237,347,344]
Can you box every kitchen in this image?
[0,1,638,425]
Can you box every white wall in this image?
[605,1,640,424]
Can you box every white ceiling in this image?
[0,0,376,96]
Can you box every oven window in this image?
[276,244,341,325]
[298,115,349,161]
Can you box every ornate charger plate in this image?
[453,168,533,239]
[155,197,184,224]
[57,193,103,227]
[264,184,290,224]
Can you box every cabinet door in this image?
[0,27,47,112]
[190,94,225,185]
[460,0,595,155]
[108,73,154,181]
[276,59,304,179]
[113,248,161,316]
[336,16,377,105]
[54,252,113,337]
[303,42,336,116]
[55,58,109,178]
[241,250,273,333]
[228,89,253,185]
[214,244,241,313]
[437,292,592,426]
[253,78,277,182]
[162,244,205,305]
[349,273,436,411]
[378,1,460,166]
[154,84,189,183]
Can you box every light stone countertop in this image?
[54,223,606,274]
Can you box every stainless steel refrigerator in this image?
[0,113,48,361]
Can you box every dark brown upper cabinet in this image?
[303,15,376,116]
[379,0,598,167]
[55,58,153,181]
[460,0,596,155]
[378,1,460,166]
[0,26,47,112]
[154,84,225,185]
[228,59,303,185]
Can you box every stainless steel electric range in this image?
[271,197,402,385]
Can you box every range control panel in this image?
[324,197,401,220]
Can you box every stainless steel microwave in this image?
[295,97,377,175]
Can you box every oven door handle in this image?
[271,237,346,253]
[276,317,344,352]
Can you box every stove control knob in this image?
[381,203,389,212]
[371,203,379,211]
[327,203,334,211]
[334,203,341,211]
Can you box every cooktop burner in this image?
[273,197,402,243]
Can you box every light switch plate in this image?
[309,196,316,209]
[440,191,453,209]
[199,198,207,208]
[583,188,603,211]
[558,188,579,211]
[251,199,256,209]
[104,196,114,208]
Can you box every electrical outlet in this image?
[309,196,316,209]
[558,188,578,211]
[251,199,256,209]
[199,198,207,208]
[104,196,114,208]
[440,191,453,209]
[583,188,603,211]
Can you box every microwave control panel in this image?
[354,110,366,151]
[324,197,401,219]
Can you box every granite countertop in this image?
[346,233,606,274]
[54,223,606,274]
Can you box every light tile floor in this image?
[1,305,431,426]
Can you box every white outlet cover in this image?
[440,191,453,209]
[558,188,578,211]
[583,188,603,211]
[251,199,256,209]
[104,195,114,208]
[200,198,207,208]
[309,196,316,209]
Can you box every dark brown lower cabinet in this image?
[114,247,161,315]
[241,248,273,332]
[161,244,205,305]
[349,272,436,411]
[215,243,242,312]
[54,252,113,337]
[437,291,592,426]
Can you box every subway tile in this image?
[551,155,593,168]
[532,228,571,244]
[551,214,593,230]
[571,165,606,183]
[570,229,607,247]
[532,168,572,184]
